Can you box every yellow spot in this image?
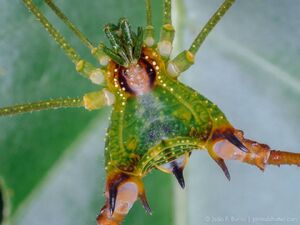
[91,47,97,55]
[186,51,195,63]
[163,24,175,31]
[76,60,85,72]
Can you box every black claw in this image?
[208,150,231,181]
[109,185,118,216]
[172,164,185,189]
[224,133,248,153]
[140,195,152,215]
[215,158,231,181]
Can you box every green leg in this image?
[22,0,104,83]
[158,0,175,59]
[45,0,109,66]
[144,0,155,47]
[0,89,115,117]
[167,0,235,77]
[45,0,94,50]
[0,98,83,117]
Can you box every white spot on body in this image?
[213,139,246,161]
[157,41,173,57]
[99,55,110,66]
[89,69,104,84]
[115,182,138,215]
[167,62,180,77]
[157,154,188,173]
[144,37,155,47]
[103,89,115,105]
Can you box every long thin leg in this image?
[22,0,104,83]
[188,0,235,55]
[45,0,109,68]
[0,98,83,116]
[158,0,175,58]
[23,0,80,64]
[45,0,94,50]
[0,89,114,117]
[146,0,153,30]
[162,0,172,25]
[167,0,235,77]
[144,0,155,47]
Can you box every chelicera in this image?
[1,1,300,225]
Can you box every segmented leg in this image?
[0,89,114,117]
[212,129,300,172]
[22,0,104,82]
[44,0,109,66]
[44,0,94,50]
[158,0,175,59]
[0,98,82,117]
[168,0,235,77]
[144,0,155,47]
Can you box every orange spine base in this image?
[212,129,300,172]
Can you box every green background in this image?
[1,0,300,225]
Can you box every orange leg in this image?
[210,129,300,175]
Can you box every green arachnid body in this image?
[105,48,228,177]
[2,1,300,225]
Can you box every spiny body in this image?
[2,1,300,225]
[96,17,300,225]
[105,47,228,177]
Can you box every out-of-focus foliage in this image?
[1,0,300,225]
[183,1,300,225]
